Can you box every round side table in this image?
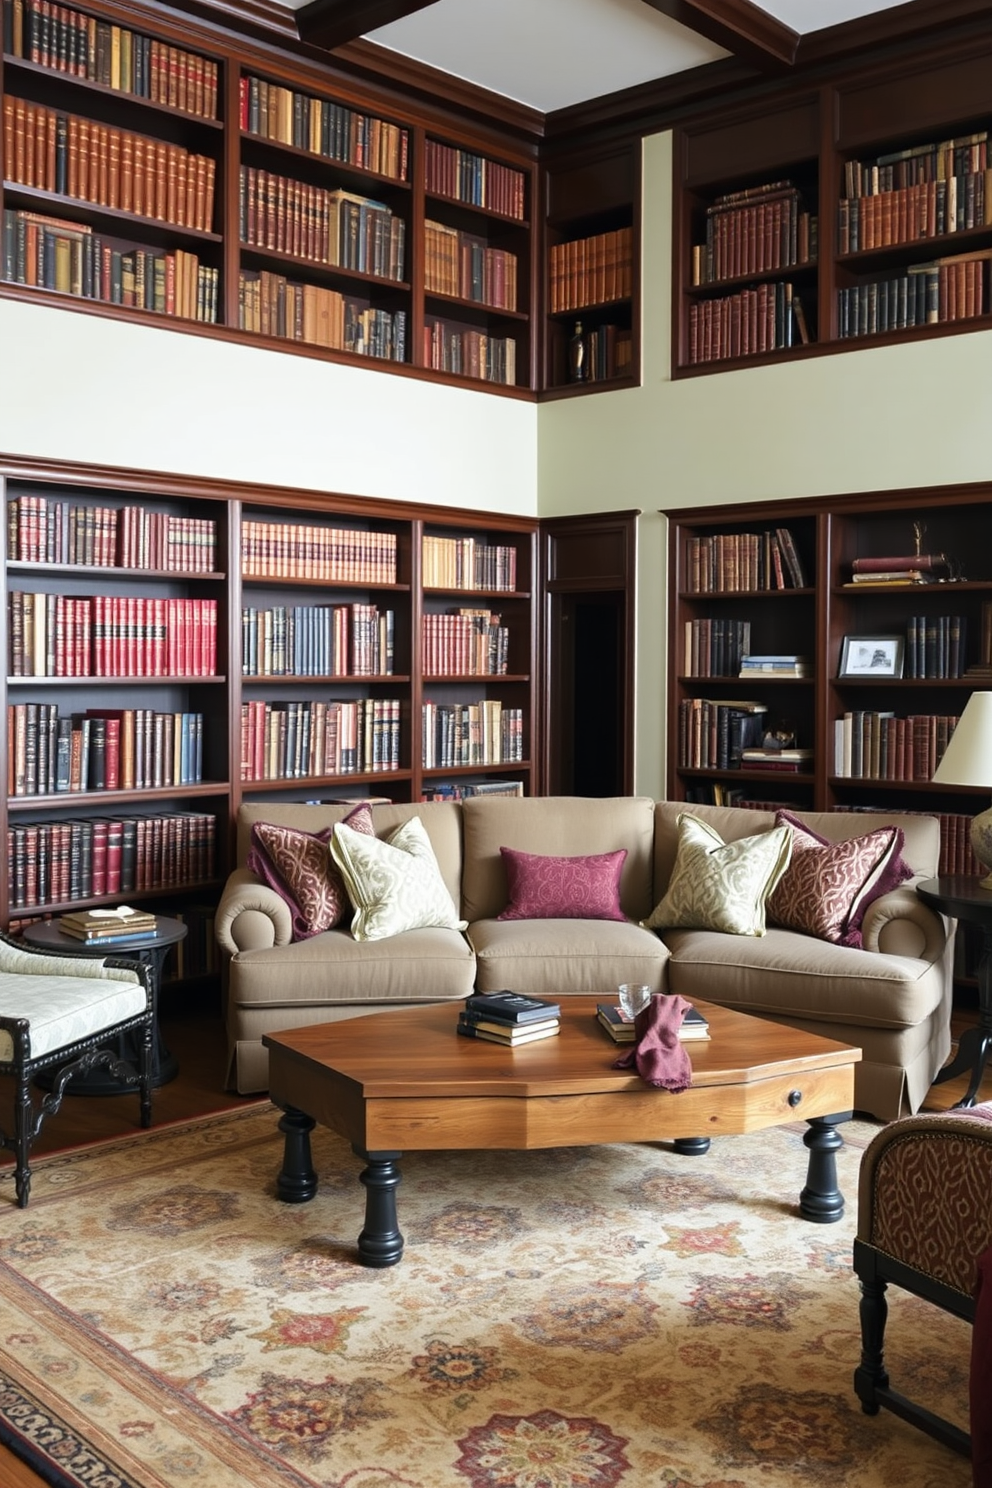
[22,916,187,1092]
[917,875,992,1108]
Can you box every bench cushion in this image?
[0,975,148,1061]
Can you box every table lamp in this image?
[932,691,992,889]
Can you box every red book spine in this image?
[90,821,108,896]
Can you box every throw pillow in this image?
[247,802,374,941]
[768,810,912,947]
[497,846,628,921]
[642,813,792,937]
[330,814,467,941]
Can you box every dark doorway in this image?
[568,593,623,795]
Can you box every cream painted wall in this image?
[0,297,538,513]
[538,129,992,800]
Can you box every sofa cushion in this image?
[330,815,468,941]
[643,813,792,937]
[769,810,912,947]
[461,795,656,923]
[469,916,669,998]
[246,803,374,941]
[497,847,627,922]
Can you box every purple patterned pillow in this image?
[768,810,912,947]
[247,802,375,940]
[496,846,627,922]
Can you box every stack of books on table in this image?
[59,906,158,945]
[596,1001,710,1043]
[738,654,812,678]
[457,991,561,1045]
[740,746,814,772]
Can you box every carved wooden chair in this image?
[853,1105,992,1464]
[0,931,154,1207]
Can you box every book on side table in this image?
[458,991,561,1045]
[596,1001,710,1043]
[59,906,159,944]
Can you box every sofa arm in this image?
[860,883,947,961]
[215,869,292,954]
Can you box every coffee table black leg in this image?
[275,1106,318,1203]
[355,1146,404,1267]
[800,1111,852,1223]
[673,1137,710,1155]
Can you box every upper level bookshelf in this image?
[673,37,992,374]
[0,0,539,391]
[0,453,541,930]
[664,484,992,881]
[542,142,640,396]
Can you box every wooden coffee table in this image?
[263,997,860,1266]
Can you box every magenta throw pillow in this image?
[497,846,628,922]
[767,809,912,947]
[247,802,375,940]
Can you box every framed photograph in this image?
[838,634,905,678]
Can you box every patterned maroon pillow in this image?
[247,803,375,941]
[768,810,912,947]
[496,846,628,922]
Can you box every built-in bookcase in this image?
[0,454,541,941]
[664,486,992,886]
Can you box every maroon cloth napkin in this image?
[612,993,693,1092]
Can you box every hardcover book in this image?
[596,1002,710,1043]
[463,991,561,1024]
[457,1018,560,1046]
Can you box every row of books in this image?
[423,141,525,220]
[683,618,752,678]
[420,780,524,801]
[683,527,807,593]
[677,698,768,771]
[422,700,523,770]
[424,220,518,310]
[903,615,969,678]
[839,804,983,878]
[457,992,560,1046]
[832,711,960,780]
[692,182,816,285]
[687,281,808,365]
[843,132,989,199]
[8,705,204,795]
[571,323,633,383]
[239,74,409,182]
[237,271,407,362]
[2,210,219,322]
[422,610,509,677]
[836,254,986,339]
[7,496,217,571]
[8,812,217,911]
[241,604,395,678]
[8,592,218,677]
[2,97,216,231]
[4,0,219,117]
[423,320,516,386]
[240,698,402,782]
[549,226,633,314]
[239,167,406,282]
[241,520,397,585]
[422,536,517,593]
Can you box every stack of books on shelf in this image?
[678,698,767,770]
[59,905,158,944]
[740,746,813,773]
[457,992,560,1045]
[596,1001,710,1043]
[738,654,812,678]
[844,553,952,586]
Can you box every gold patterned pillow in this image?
[643,812,792,937]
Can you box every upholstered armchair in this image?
[853,1105,992,1475]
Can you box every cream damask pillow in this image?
[330,815,468,941]
[643,813,793,937]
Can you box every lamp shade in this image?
[932,692,992,788]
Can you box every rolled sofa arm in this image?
[860,882,947,961]
[215,869,292,954]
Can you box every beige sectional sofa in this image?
[215,795,953,1120]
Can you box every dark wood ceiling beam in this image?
[640,0,799,70]
[297,0,440,51]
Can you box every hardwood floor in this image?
[0,1001,987,1487]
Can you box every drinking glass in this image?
[617,983,652,1020]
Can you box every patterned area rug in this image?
[0,1105,972,1488]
